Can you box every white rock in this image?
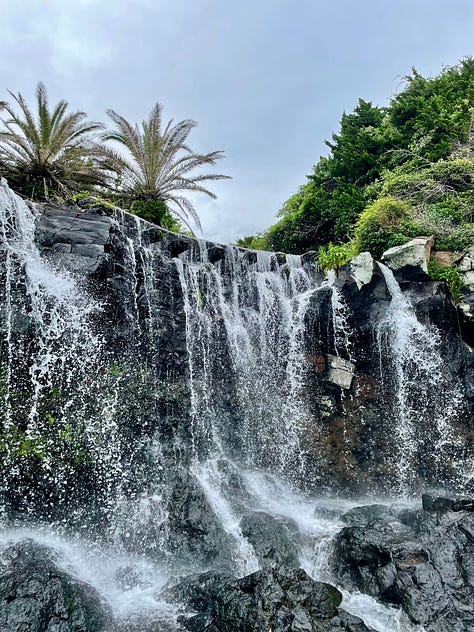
[327,354,355,390]
[382,236,434,275]
[349,252,374,289]
[462,270,474,292]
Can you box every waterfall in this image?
[0,181,126,520]
[175,246,319,477]
[376,263,465,493]
[0,182,470,631]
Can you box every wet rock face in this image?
[33,206,474,499]
[164,468,235,569]
[332,498,474,631]
[239,512,300,569]
[0,539,111,632]
[302,253,474,495]
[35,204,115,277]
[168,567,375,632]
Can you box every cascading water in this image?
[0,181,471,631]
[175,245,319,476]
[376,263,465,494]
[0,182,125,522]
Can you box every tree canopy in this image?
[238,59,474,259]
[0,85,229,233]
[102,104,230,233]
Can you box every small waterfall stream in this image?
[0,181,470,631]
[376,263,465,493]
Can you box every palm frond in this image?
[103,103,230,232]
[0,82,110,200]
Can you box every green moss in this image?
[109,362,126,379]
[0,427,46,460]
[428,259,464,304]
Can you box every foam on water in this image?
[0,528,179,625]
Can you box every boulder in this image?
[301,250,318,266]
[0,539,110,632]
[239,511,300,568]
[422,493,474,513]
[327,355,355,390]
[340,504,399,527]
[456,244,474,276]
[164,469,235,568]
[382,236,434,282]
[455,246,474,333]
[35,206,114,276]
[167,567,375,632]
[332,497,474,631]
[347,252,376,290]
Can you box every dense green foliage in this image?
[239,59,474,262]
[317,242,354,274]
[129,199,182,232]
[427,258,464,304]
[353,197,411,259]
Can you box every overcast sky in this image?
[1,0,474,243]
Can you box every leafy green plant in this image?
[130,199,181,232]
[245,59,474,257]
[109,361,126,379]
[354,197,411,258]
[194,289,206,308]
[428,258,464,304]
[236,232,272,251]
[317,243,353,274]
[102,103,230,233]
[0,82,111,200]
[0,427,46,460]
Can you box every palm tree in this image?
[0,82,109,200]
[103,103,230,232]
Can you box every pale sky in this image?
[1,0,474,243]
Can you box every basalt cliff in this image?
[0,180,473,631]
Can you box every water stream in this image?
[0,181,468,631]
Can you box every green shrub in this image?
[428,258,464,304]
[427,158,474,189]
[130,199,182,232]
[354,196,411,258]
[236,233,272,251]
[317,242,354,274]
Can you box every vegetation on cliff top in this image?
[0,82,109,200]
[0,83,229,234]
[238,59,474,263]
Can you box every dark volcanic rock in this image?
[0,539,110,632]
[165,469,235,568]
[332,498,474,631]
[168,567,375,632]
[422,493,474,513]
[340,504,400,527]
[239,511,300,568]
[35,205,114,276]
